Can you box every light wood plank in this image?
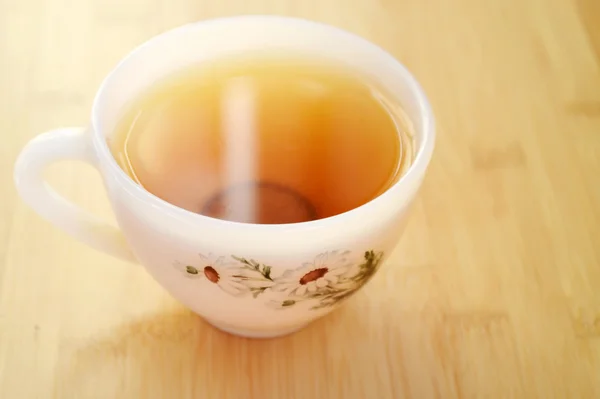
[1,0,599,397]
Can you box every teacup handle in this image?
[14,127,136,263]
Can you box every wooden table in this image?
[1,0,599,397]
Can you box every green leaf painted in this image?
[185,266,199,275]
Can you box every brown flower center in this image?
[204,266,220,283]
[299,268,328,285]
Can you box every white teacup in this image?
[14,16,435,338]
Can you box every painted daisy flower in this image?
[272,251,355,297]
[173,253,250,296]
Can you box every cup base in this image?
[206,319,309,339]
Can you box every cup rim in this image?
[91,15,435,232]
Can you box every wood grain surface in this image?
[1,0,599,397]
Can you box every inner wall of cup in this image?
[92,16,429,159]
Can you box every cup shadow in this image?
[52,267,468,399]
[51,295,422,399]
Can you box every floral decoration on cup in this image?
[174,250,384,310]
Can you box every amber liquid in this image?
[108,54,414,224]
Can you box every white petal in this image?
[213,256,225,266]
[333,251,351,262]
[307,281,318,292]
[296,285,308,296]
[300,262,314,271]
[272,282,295,292]
[219,281,246,296]
[221,267,241,279]
[276,276,298,285]
[281,269,300,279]
[198,253,211,264]
[216,264,228,271]
[327,266,350,276]
[315,253,328,267]
[228,280,247,290]
[329,257,349,267]
[324,275,338,284]
[316,278,328,288]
